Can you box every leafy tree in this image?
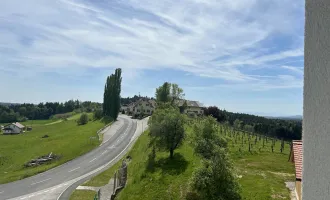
[170,83,185,103]
[204,106,227,122]
[93,109,103,120]
[179,100,188,114]
[148,106,185,159]
[190,148,242,200]
[77,113,89,125]
[155,82,185,104]
[155,82,171,103]
[192,117,227,159]
[233,119,243,130]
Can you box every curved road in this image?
[0,116,142,200]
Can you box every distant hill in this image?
[265,115,302,120]
[0,102,21,106]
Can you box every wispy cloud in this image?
[0,0,303,81]
[0,0,304,114]
[281,65,304,75]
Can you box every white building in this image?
[3,122,25,135]
[176,99,204,116]
[131,99,156,117]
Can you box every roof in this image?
[176,99,203,107]
[292,140,303,180]
[13,122,25,129]
[131,98,156,108]
[5,122,25,129]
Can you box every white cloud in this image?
[0,0,304,88]
[281,65,304,75]
[185,74,303,92]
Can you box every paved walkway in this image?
[76,186,100,192]
[285,182,297,200]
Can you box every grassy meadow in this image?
[0,113,105,184]
[71,119,295,200]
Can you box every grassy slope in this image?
[70,125,295,200]
[0,114,103,184]
[70,190,97,200]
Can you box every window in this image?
[146,103,149,106]
[137,109,140,112]
[147,110,150,113]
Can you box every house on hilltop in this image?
[289,140,303,200]
[3,122,25,135]
[175,99,204,116]
[131,99,156,117]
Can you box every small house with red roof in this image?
[289,140,303,200]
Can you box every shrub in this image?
[93,109,103,120]
[77,113,89,125]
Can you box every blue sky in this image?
[0,0,304,116]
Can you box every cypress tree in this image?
[102,68,122,121]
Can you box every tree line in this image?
[121,95,154,105]
[203,106,302,140]
[0,100,102,123]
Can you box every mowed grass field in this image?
[71,122,295,200]
[0,113,105,184]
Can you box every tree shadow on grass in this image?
[146,151,188,176]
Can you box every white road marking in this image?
[68,167,80,172]
[89,157,97,163]
[6,117,139,200]
[107,145,116,149]
[0,191,4,194]
[101,150,108,155]
[28,194,35,198]
[31,178,51,185]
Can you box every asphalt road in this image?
[0,116,137,200]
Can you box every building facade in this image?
[3,122,25,135]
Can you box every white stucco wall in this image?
[184,107,204,115]
[4,124,21,134]
[303,1,330,199]
[133,101,154,115]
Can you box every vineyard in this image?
[188,119,295,200]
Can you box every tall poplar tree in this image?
[103,68,122,121]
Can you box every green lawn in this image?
[71,124,295,200]
[0,116,104,184]
[70,190,97,200]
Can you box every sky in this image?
[0,0,304,117]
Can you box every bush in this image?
[190,150,241,200]
[93,109,103,120]
[77,113,89,125]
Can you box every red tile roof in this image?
[292,140,303,180]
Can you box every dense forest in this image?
[120,95,154,105]
[0,100,102,123]
[203,106,302,140]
